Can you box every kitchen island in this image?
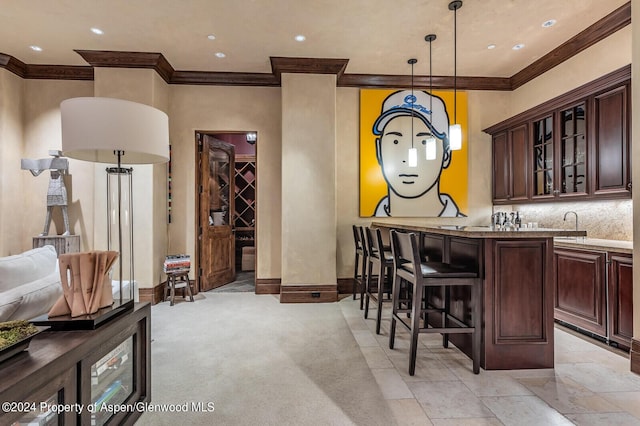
[372,222,586,370]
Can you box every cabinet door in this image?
[492,125,529,204]
[554,248,607,337]
[558,103,588,198]
[510,124,529,201]
[593,85,631,197]
[492,131,510,203]
[608,252,633,349]
[532,115,554,200]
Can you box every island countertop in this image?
[371,222,587,239]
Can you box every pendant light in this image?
[449,0,463,151]
[424,34,437,160]
[408,58,418,167]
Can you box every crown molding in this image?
[338,74,511,90]
[0,53,26,77]
[24,64,93,80]
[171,70,279,86]
[510,1,630,89]
[0,2,631,90]
[74,50,174,83]
[270,57,349,83]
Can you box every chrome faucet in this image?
[563,211,578,231]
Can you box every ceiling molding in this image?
[338,74,512,90]
[0,3,631,90]
[270,57,349,83]
[510,1,631,90]
[24,64,93,80]
[171,70,279,86]
[0,52,26,77]
[74,50,174,83]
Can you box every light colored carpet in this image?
[136,292,396,425]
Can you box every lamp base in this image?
[30,300,134,331]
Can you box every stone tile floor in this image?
[339,296,640,426]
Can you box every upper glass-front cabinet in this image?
[532,115,554,198]
[559,103,587,196]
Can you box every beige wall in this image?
[0,70,24,255]
[168,85,282,279]
[22,79,94,249]
[281,73,337,285]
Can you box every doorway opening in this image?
[195,131,257,293]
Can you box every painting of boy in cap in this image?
[360,89,467,217]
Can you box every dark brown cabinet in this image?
[0,303,151,426]
[554,248,607,337]
[492,124,529,203]
[593,86,631,197]
[485,65,631,205]
[554,247,634,350]
[608,252,633,349]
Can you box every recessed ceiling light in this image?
[29,45,42,52]
[90,27,104,35]
[215,52,226,58]
[542,19,557,28]
[207,34,216,40]
[487,44,496,50]
[294,34,306,42]
[512,44,525,50]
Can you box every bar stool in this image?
[358,226,370,310]
[388,230,481,375]
[352,225,366,301]
[164,270,194,306]
[364,227,393,334]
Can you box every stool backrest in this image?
[390,230,421,281]
[352,224,364,254]
[366,227,386,261]
[359,226,370,256]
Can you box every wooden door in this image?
[198,135,236,291]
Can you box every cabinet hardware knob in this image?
[553,189,560,195]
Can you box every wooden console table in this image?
[372,223,586,370]
[0,303,150,425]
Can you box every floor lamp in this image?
[61,97,169,309]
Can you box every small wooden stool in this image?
[164,270,194,306]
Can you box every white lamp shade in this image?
[408,147,418,167]
[61,97,170,164]
[449,123,462,151]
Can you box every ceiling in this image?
[0,0,629,78]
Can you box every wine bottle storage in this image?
[234,155,255,230]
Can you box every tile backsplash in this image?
[496,199,632,241]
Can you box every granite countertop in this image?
[553,237,633,254]
[371,222,587,239]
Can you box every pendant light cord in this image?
[453,3,458,124]
[411,61,415,149]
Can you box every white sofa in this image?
[0,245,62,322]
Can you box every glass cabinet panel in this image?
[560,103,587,194]
[90,337,134,426]
[13,393,59,425]
[532,115,553,196]
[208,147,231,226]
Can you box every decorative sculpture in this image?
[48,251,119,318]
[21,150,71,236]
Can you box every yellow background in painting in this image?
[359,89,469,217]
